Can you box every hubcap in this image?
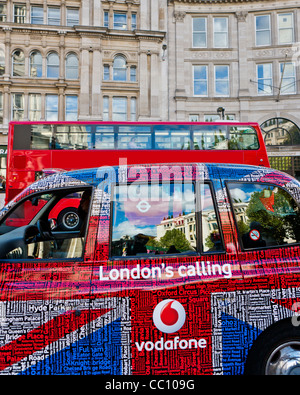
[265,342,300,375]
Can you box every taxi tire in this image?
[244,319,300,375]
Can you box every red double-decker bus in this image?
[6,121,269,205]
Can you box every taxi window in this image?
[228,182,300,249]
[111,183,196,257]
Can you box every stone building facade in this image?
[0,0,299,180]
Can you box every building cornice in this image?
[169,0,290,2]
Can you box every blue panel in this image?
[221,312,262,375]
[20,318,122,375]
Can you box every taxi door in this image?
[0,185,96,375]
[90,164,243,375]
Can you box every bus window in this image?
[56,126,92,149]
[95,126,115,149]
[31,124,54,149]
[193,125,227,150]
[228,126,259,150]
[154,125,191,149]
[118,126,152,149]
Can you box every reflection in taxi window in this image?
[111,183,196,256]
[228,182,300,249]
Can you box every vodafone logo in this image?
[153,299,186,333]
[135,299,207,352]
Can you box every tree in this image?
[158,228,191,252]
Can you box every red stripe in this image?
[0,308,110,371]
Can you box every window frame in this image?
[226,180,300,252]
[279,62,296,95]
[31,5,44,24]
[255,14,271,46]
[109,180,225,260]
[192,17,207,48]
[214,65,230,97]
[193,65,208,97]
[256,63,273,95]
[213,17,229,48]
[0,186,93,261]
[278,12,294,45]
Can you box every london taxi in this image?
[0,162,300,375]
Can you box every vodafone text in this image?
[135,336,207,352]
[99,261,232,281]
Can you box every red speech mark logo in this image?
[153,299,186,333]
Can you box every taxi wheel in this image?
[244,320,300,375]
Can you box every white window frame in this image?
[214,65,230,97]
[192,17,207,48]
[257,63,273,95]
[255,14,271,46]
[279,62,296,95]
[193,65,208,97]
[213,17,228,48]
[278,13,294,45]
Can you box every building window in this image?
[46,94,58,121]
[12,50,25,77]
[103,65,110,81]
[113,55,127,81]
[14,4,26,23]
[104,11,109,27]
[31,6,43,24]
[193,65,208,96]
[103,96,109,121]
[193,17,207,48]
[213,17,228,48]
[65,53,78,80]
[29,94,41,121]
[66,8,79,26]
[189,115,199,122]
[215,65,229,96]
[112,97,127,120]
[0,49,5,76]
[0,3,7,22]
[12,93,24,120]
[47,7,60,25]
[130,97,136,121]
[65,95,78,121]
[280,62,296,94]
[257,63,273,95]
[278,13,294,44]
[30,51,42,77]
[47,52,59,78]
[130,66,136,82]
[255,15,271,46]
[131,13,137,30]
[114,13,127,29]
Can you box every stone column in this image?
[79,47,90,118]
[92,48,102,119]
[139,49,149,119]
[174,11,187,120]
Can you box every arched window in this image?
[65,53,78,80]
[0,49,5,76]
[261,118,300,146]
[12,49,25,76]
[47,52,59,78]
[30,50,42,77]
[113,55,126,81]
